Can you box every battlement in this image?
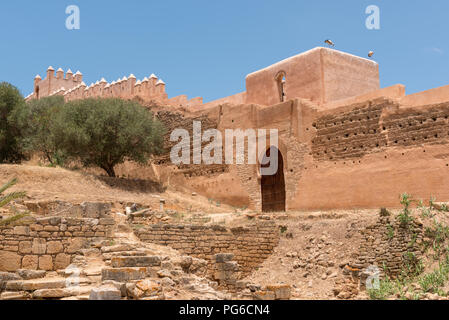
[26,67,203,108]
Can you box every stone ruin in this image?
[0,201,289,300]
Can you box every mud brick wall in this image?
[312,98,391,161]
[0,216,114,272]
[133,222,280,277]
[383,102,449,147]
[354,211,424,277]
[154,111,228,176]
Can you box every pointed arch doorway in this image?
[261,146,286,212]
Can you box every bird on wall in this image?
[368,51,374,58]
[324,39,335,47]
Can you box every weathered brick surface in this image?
[312,98,391,161]
[354,211,424,277]
[312,99,449,162]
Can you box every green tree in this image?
[55,98,165,177]
[0,82,27,163]
[25,95,66,166]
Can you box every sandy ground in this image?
[0,164,235,214]
[243,210,378,299]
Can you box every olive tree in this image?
[0,82,27,163]
[55,98,164,177]
[25,95,66,165]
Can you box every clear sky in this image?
[1,0,448,102]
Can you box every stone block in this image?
[266,284,292,300]
[18,241,32,254]
[81,202,111,219]
[32,239,46,255]
[0,251,21,272]
[89,285,121,300]
[101,267,147,282]
[54,253,71,270]
[215,253,234,263]
[38,255,53,271]
[111,256,161,268]
[99,218,115,226]
[253,290,276,300]
[32,288,71,299]
[22,255,38,270]
[0,272,21,281]
[13,226,30,236]
[47,241,63,254]
[66,238,86,254]
[17,269,46,280]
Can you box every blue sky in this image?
[1,0,448,102]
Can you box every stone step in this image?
[5,277,92,292]
[30,285,96,299]
[102,251,148,260]
[32,288,73,299]
[101,267,149,282]
[101,244,135,253]
[61,294,90,301]
[111,256,161,268]
[0,291,30,300]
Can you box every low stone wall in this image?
[354,210,424,277]
[133,222,280,277]
[0,216,114,272]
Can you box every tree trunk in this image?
[102,164,116,178]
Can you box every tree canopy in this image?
[0,82,27,163]
[53,98,165,177]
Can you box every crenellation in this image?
[26,68,201,108]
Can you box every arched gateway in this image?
[261,147,286,212]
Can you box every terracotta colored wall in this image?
[400,84,449,107]
[321,85,405,111]
[161,97,449,211]
[245,47,379,107]
[321,49,379,104]
[195,92,247,112]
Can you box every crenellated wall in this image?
[23,47,449,212]
[26,68,203,108]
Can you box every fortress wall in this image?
[321,48,379,104]
[311,98,392,161]
[29,68,179,106]
[289,98,449,210]
[246,48,323,106]
[292,145,449,210]
[245,47,379,107]
[194,92,247,112]
[320,85,406,112]
[384,102,449,147]
[400,84,449,107]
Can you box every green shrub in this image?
[53,98,165,177]
[398,193,414,227]
[367,277,395,300]
[419,259,449,293]
[0,82,28,163]
[23,96,67,166]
